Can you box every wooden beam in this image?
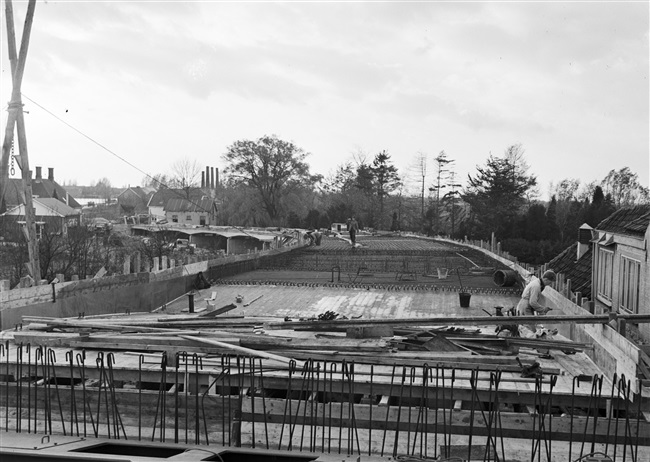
[179,335,302,367]
[240,396,650,445]
[1,0,39,278]
[267,313,650,330]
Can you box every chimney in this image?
[201,171,205,188]
[577,223,593,260]
[35,166,42,180]
[48,168,54,181]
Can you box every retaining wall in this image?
[0,246,296,331]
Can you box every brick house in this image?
[592,204,650,340]
[0,197,81,240]
[165,196,217,226]
[0,167,81,213]
[147,188,215,223]
[116,186,154,216]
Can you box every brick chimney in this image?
[48,168,54,181]
[577,223,593,260]
[35,166,42,180]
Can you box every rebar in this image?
[0,345,647,460]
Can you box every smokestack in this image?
[211,167,215,189]
[577,223,593,260]
[201,171,205,188]
[205,166,210,189]
[48,168,54,181]
[215,168,219,187]
[35,166,42,180]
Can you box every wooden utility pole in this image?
[1,0,40,279]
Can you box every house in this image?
[0,166,81,213]
[146,187,214,223]
[331,222,348,233]
[547,223,593,301]
[591,204,650,340]
[165,196,217,226]
[116,186,154,215]
[0,197,81,240]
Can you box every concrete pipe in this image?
[493,269,517,287]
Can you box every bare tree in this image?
[94,177,112,203]
[407,151,429,224]
[430,151,453,234]
[504,144,539,202]
[169,157,202,190]
[601,167,649,206]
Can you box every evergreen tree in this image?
[463,149,537,240]
[371,151,401,228]
[545,196,561,242]
[524,204,547,241]
[584,186,616,226]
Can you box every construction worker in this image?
[517,270,556,338]
[348,216,359,246]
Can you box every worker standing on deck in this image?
[348,216,359,246]
[517,270,556,337]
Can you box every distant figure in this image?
[348,216,359,246]
[517,270,556,337]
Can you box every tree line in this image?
[144,135,646,266]
[2,135,647,286]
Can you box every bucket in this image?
[459,292,471,308]
[493,269,517,287]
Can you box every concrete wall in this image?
[0,245,296,331]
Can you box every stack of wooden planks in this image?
[14,309,592,378]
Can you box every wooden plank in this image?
[65,341,238,355]
[263,350,563,375]
[239,396,650,444]
[267,313,650,330]
[179,335,303,367]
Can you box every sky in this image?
[1,0,648,199]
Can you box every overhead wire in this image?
[16,94,291,241]
[18,94,221,214]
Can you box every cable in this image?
[21,94,161,187]
[18,93,215,212]
[19,94,289,242]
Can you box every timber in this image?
[267,313,650,330]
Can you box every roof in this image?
[117,186,150,201]
[3,197,80,217]
[2,177,81,209]
[165,197,215,213]
[547,243,592,299]
[147,188,210,208]
[39,197,80,215]
[596,204,650,238]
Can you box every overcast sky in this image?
[1,1,648,198]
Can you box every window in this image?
[172,215,178,223]
[620,256,640,314]
[596,247,613,303]
[186,215,192,221]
